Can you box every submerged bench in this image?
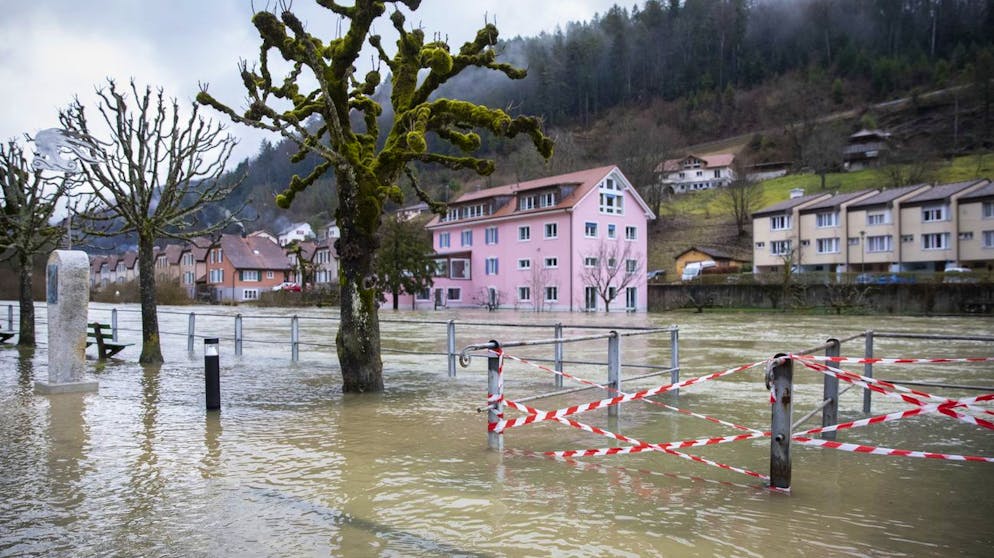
[86,322,133,359]
[0,329,14,343]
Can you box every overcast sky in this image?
[0,0,619,163]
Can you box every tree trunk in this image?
[17,254,35,347]
[335,168,384,393]
[137,234,163,364]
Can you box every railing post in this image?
[769,353,793,490]
[607,331,620,419]
[234,314,243,356]
[7,304,12,330]
[291,315,300,362]
[111,308,118,341]
[670,327,680,396]
[554,322,564,389]
[187,312,196,353]
[863,330,874,414]
[447,319,457,378]
[822,338,840,440]
[487,340,503,451]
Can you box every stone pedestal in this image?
[36,250,97,394]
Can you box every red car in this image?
[272,282,302,292]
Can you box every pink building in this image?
[419,165,655,312]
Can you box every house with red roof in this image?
[421,165,655,311]
[204,233,291,302]
[655,153,737,195]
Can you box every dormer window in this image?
[540,191,556,207]
[519,195,537,211]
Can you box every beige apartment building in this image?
[753,179,993,275]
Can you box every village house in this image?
[843,129,891,171]
[179,239,210,300]
[674,246,749,278]
[204,233,290,302]
[420,165,654,312]
[153,244,184,283]
[655,153,736,195]
[277,222,315,246]
[313,238,338,287]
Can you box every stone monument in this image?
[35,249,97,394]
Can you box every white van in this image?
[681,260,717,281]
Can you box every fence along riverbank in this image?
[458,327,994,491]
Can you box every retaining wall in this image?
[648,283,994,314]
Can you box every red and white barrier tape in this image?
[797,355,994,365]
[792,436,994,463]
[492,359,765,430]
[796,359,994,430]
[501,352,762,434]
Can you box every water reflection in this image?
[201,411,223,479]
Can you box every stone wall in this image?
[648,283,994,314]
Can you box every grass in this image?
[646,152,994,273]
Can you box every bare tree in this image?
[608,116,680,218]
[579,239,644,312]
[803,124,845,191]
[720,175,762,237]
[526,263,556,312]
[63,79,244,364]
[0,140,73,346]
[198,2,552,392]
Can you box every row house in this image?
[753,179,992,273]
[421,165,655,312]
[153,244,184,283]
[179,239,210,299]
[655,153,736,195]
[204,233,291,302]
[89,251,139,288]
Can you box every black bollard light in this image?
[204,337,220,411]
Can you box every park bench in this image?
[86,322,133,359]
[0,329,14,343]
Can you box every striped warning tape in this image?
[491,359,766,430]
[796,359,994,430]
[797,355,994,365]
[792,436,994,463]
[500,352,762,434]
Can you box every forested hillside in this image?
[221,0,994,232]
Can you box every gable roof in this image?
[752,192,832,217]
[960,179,994,202]
[427,165,654,227]
[675,246,746,261]
[656,153,736,173]
[219,233,290,270]
[902,179,988,205]
[800,190,878,213]
[847,183,930,209]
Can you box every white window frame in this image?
[866,235,893,253]
[607,224,617,239]
[544,222,558,239]
[984,202,994,219]
[867,211,890,225]
[183,271,194,285]
[625,258,638,275]
[517,258,531,270]
[625,287,637,310]
[518,225,531,241]
[242,270,260,282]
[520,195,536,211]
[815,238,839,254]
[485,257,499,275]
[584,222,598,238]
[450,258,471,279]
[770,240,792,256]
[583,256,598,268]
[983,230,994,248]
[267,271,275,279]
[770,215,792,231]
[544,285,559,302]
[543,257,558,269]
[517,286,531,302]
[624,226,637,241]
[584,286,597,311]
[599,192,624,215]
[921,232,949,250]
[242,288,259,301]
[922,204,948,223]
[209,268,224,283]
[446,288,462,301]
[540,192,556,207]
[485,226,498,245]
[816,211,839,228]
[461,230,473,247]
[439,232,451,248]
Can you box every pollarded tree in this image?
[197,1,553,393]
[62,79,244,364]
[0,139,73,346]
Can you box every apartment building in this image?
[204,233,290,302]
[422,165,655,311]
[751,189,831,273]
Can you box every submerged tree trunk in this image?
[17,255,35,347]
[335,168,384,393]
[137,235,163,364]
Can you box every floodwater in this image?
[1,302,992,557]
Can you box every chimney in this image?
[789,188,805,199]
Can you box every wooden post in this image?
[822,338,840,440]
[447,319,456,378]
[187,312,196,353]
[863,330,874,414]
[554,322,564,388]
[111,308,118,341]
[607,331,620,419]
[769,353,793,490]
[487,340,503,451]
[234,314,243,356]
[670,328,680,396]
[291,315,299,362]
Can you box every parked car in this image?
[272,282,302,292]
[681,260,717,281]
[647,269,666,281]
[855,273,915,285]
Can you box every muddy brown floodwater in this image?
[1,302,992,556]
